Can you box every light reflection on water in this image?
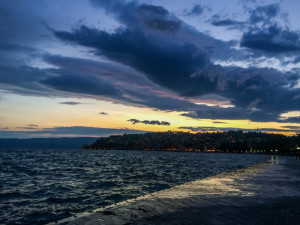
[0,149,268,224]
[271,155,279,164]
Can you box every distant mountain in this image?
[0,137,99,149]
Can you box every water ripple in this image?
[0,148,268,224]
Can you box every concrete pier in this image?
[53,156,300,225]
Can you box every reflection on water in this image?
[271,155,279,164]
[0,149,268,224]
[154,176,255,200]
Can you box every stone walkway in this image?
[52,156,300,225]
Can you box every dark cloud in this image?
[42,54,159,90]
[136,5,181,33]
[122,89,197,111]
[60,101,82,105]
[210,15,244,27]
[212,19,243,27]
[179,65,300,122]
[128,119,141,124]
[0,126,147,138]
[0,44,45,95]
[40,71,121,97]
[184,4,208,16]
[0,55,131,103]
[55,26,210,96]
[0,65,55,96]
[52,1,300,123]
[91,0,181,33]
[249,4,279,24]
[90,0,227,55]
[241,25,300,53]
[0,51,199,114]
[180,91,300,123]
[213,121,227,124]
[240,4,300,54]
[282,125,300,129]
[279,117,300,123]
[181,107,248,121]
[99,112,108,115]
[128,119,170,126]
[42,55,199,111]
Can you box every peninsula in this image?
[82,131,300,155]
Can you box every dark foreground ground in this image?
[52,156,300,225]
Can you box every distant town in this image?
[82,131,300,155]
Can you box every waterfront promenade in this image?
[53,156,300,225]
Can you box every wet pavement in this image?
[52,156,300,225]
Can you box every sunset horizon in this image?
[1,0,300,138]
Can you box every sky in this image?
[0,0,300,138]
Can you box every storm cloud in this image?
[55,26,300,121]
[0,0,299,130]
[51,0,300,122]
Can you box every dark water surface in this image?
[0,149,269,224]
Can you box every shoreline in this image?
[50,156,300,225]
[82,148,300,158]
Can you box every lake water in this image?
[0,148,269,224]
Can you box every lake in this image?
[0,148,269,224]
